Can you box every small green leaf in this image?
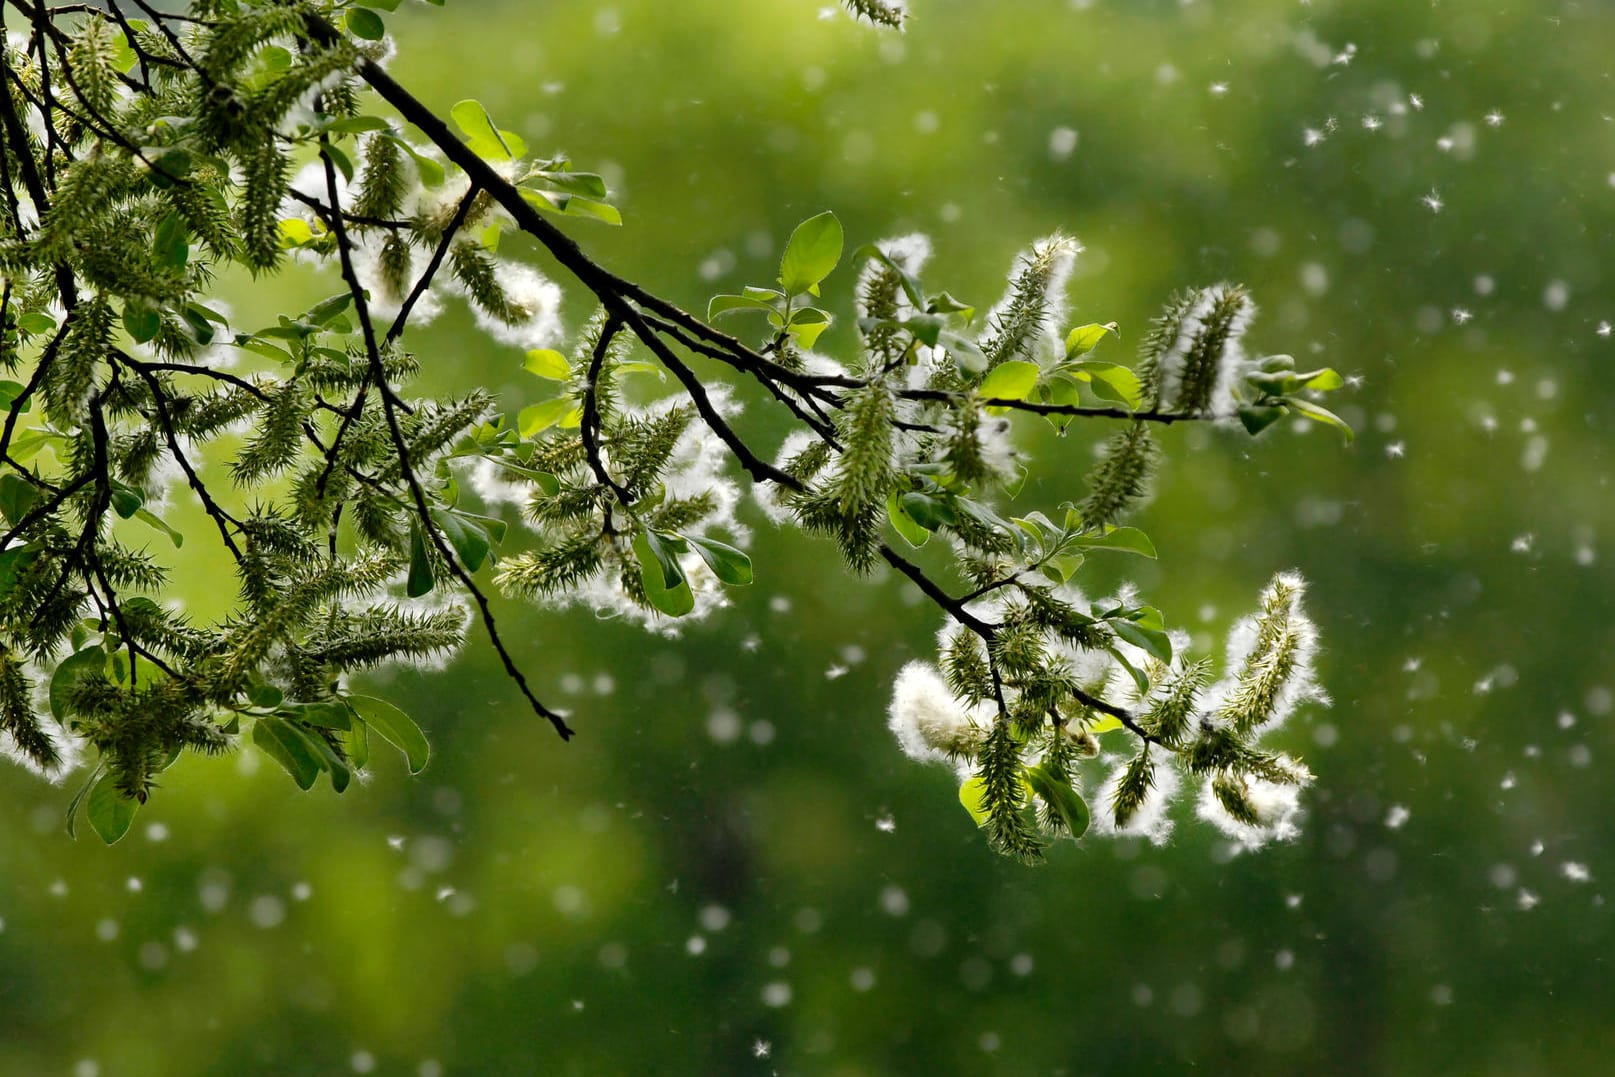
[518,397,578,438]
[406,518,434,597]
[109,482,144,519]
[16,312,57,335]
[133,507,184,548]
[253,715,322,791]
[1072,526,1156,558]
[1070,362,1143,410]
[1237,404,1286,436]
[1025,765,1090,839]
[86,771,138,845]
[555,197,621,226]
[886,491,930,548]
[684,534,753,586]
[282,701,352,731]
[0,473,39,525]
[153,212,189,268]
[246,681,284,709]
[707,294,779,320]
[0,545,40,599]
[492,460,561,496]
[851,244,925,309]
[899,491,956,531]
[0,381,28,413]
[633,531,694,617]
[523,348,571,380]
[526,170,609,199]
[942,331,989,374]
[450,99,524,161]
[978,360,1040,405]
[63,764,101,839]
[959,776,991,827]
[122,303,160,344]
[779,211,843,295]
[320,142,355,184]
[1064,321,1118,356]
[346,7,386,39]
[341,718,370,772]
[50,646,108,723]
[431,508,492,572]
[1282,397,1355,443]
[1106,645,1150,696]
[1110,618,1173,663]
[345,694,430,774]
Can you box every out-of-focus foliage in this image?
[1,0,1610,1074]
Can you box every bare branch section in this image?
[0,0,1345,855]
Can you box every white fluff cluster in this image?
[1195,772,1305,851]
[754,430,819,526]
[539,389,746,638]
[1152,284,1257,418]
[887,661,982,766]
[1091,755,1181,846]
[1201,570,1327,734]
[980,234,1080,366]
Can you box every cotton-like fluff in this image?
[888,661,981,765]
[855,233,931,320]
[756,430,821,526]
[540,388,746,637]
[465,263,565,351]
[1201,570,1327,734]
[978,235,1079,367]
[1195,773,1304,851]
[1090,755,1181,846]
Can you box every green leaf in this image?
[253,715,322,791]
[50,646,107,722]
[941,331,989,374]
[518,397,578,438]
[638,530,686,590]
[978,360,1040,405]
[346,7,386,39]
[526,170,609,199]
[86,771,138,845]
[684,534,753,586]
[341,718,370,772]
[708,294,779,320]
[382,134,445,187]
[133,508,184,548]
[1025,765,1090,839]
[1237,404,1286,436]
[959,776,991,827]
[886,491,930,548]
[1072,525,1156,558]
[122,302,160,344]
[153,212,189,268]
[406,518,435,597]
[245,681,284,708]
[555,197,620,226]
[431,508,492,572]
[899,491,956,530]
[1064,321,1119,356]
[282,701,351,731]
[320,142,355,184]
[109,481,144,519]
[16,312,56,335]
[1110,618,1173,663]
[1282,397,1355,443]
[0,545,39,599]
[1070,362,1144,410]
[492,460,561,496]
[346,694,430,774]
[63,764,101,839]
[523,348,571,380]
[779,211,843,295]
[450,99,524,160]
[0,381,27,413]
[1106,645,1150,696]
[0,473,39,525]
[633,531,694,617]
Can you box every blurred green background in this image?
[4,0,1612,1073]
